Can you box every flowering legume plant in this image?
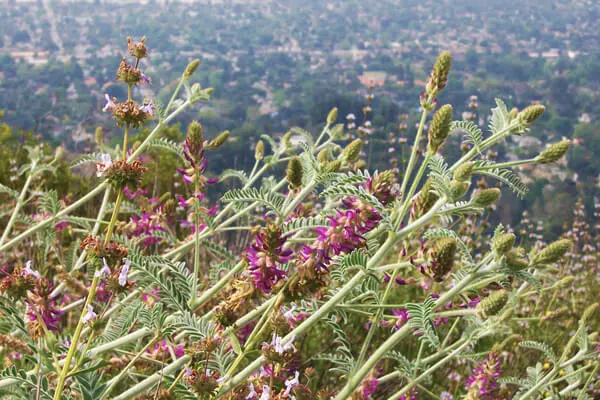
[0,37,598,400]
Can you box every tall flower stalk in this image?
[1,36,596,400]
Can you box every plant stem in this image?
[399,97,431,200]
[101,334,160,399]
[386,340,471,400]
[0,160,37,247]
[335,269,478,399]
[53,190,124,399]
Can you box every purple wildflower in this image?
[247,225,292,293]
[94,257,111,278]
[118,259,131,286]
[139,99,155,116]
[102,94,116,112]
[359,375,379,398]
[465,352,503,400]
[82,305,97,324]
[96,153,113,177]
[25,279,63,338]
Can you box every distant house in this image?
[358,71,387,87]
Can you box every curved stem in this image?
[0,161,37,247]
[101,334,160,399]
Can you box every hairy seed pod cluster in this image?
[477,290,509,319]
[536,140,571,164]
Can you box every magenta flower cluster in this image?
[465,352,503,399]
[247,225,292,293]
[300,197,381,273]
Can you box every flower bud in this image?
[493,232,516,256]
[518,105,545,126]
[187,121,204,146]
[254,140,264,161]
[531,239,572,266]
[535,140,570,164]
[127,36,148,59]
[505,247,529,271]
[414,179,439,218]
[327,107,338,125]
[453,161,474,182]
[54,146,64,162]
[477,290,509,319]
[428,104,453,153]
[471,188,501,207]
[183,59,201,78]
[354,160,367,170]
[449,180,469,201]
[317,148,330,164]
[342,139,363,163]
[324,159,342,173]
[427,51,452,93]
[206,131,230,150]
[509,107,519,121]
[428,238,456,281]
[95,127,104,147]
[286,157,303,189]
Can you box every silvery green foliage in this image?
[0,48,595,400]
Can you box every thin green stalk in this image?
[0,160,37,247]
[191,178,201,305]
[474,158,535,170]
[190,261,245,309]
[53,190,124,400]
[399,97,431,199]
[386,340,471,400]
[394,152,432,231]
[111,355,191,400]
[101,334,160,399]
[335,269,479,399]
[353,263,400,371]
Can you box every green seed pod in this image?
[206,131,230,150]
[54,146,64,162]
[536,140,571,164]
[505,247,529,271]
[493,232,516,256]
[327,107,338,125]
[531,239,572,266]
[428,104,453,153]
[183,59,201,78]
[555,276,574,288]
[342,139,363,163]
[449,180,469,201]
[286,157,303,189]
[255,140,265,161]
[163,198,175,214]
[282,131,293,152]
[95,127,104,148]
[429,51,452,93]
[324,159,342,173]
[317,148,330,164]
[519,105,546,126]
[477,290,509,319]
[187,121,204,146]
[428,237,456,281]
[414,180,439,218]
[453,161,474,182]
[471,188,501,207]
[353,160,366,170]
